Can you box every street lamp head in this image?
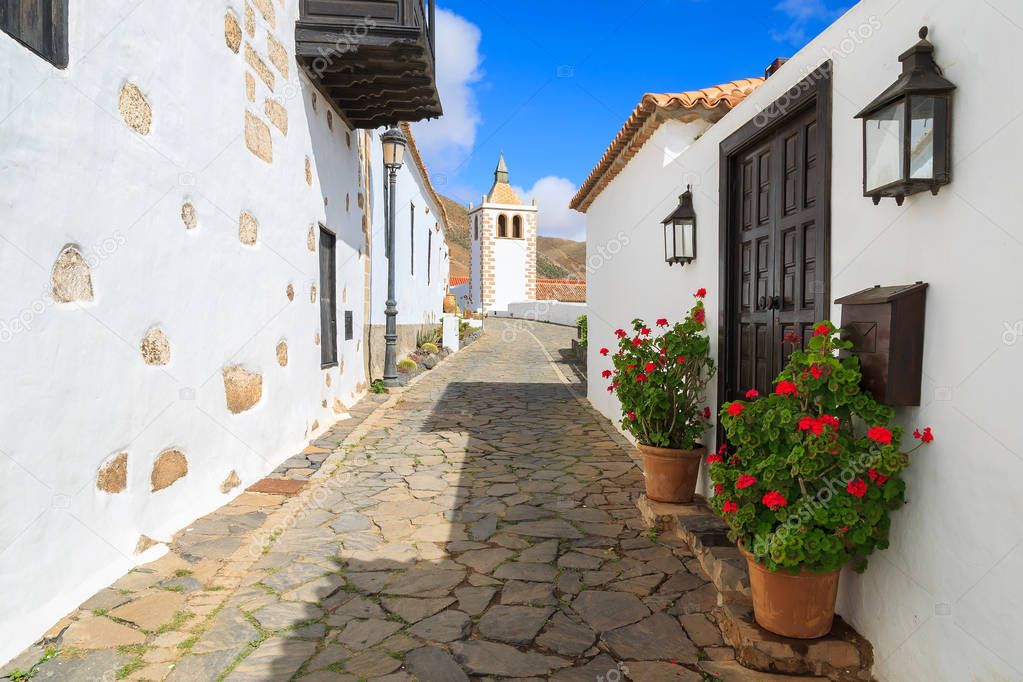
[381,127,407,170]
[660,185,697,267]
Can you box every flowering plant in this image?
[602,289,715,449]
[711,323,933,574]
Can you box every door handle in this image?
[758,296,767,311]
[768,296,782,310]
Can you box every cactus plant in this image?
[397,358,418,373]
[421,342,439,354]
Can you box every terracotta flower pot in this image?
[638,444,705,504]
[443,293,458,314]
[739,544,841,639]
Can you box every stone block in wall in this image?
[267,34,288,78]
[244,111,272,163]
[141,327,171,365]
[225,12,242,53]
[239,211,259,245]
[119,83,152,135]
[221,471,241,494]
[51,246,94,303]
[276,340,288,367]
[244,3,255,36]
[245,73,255,102]
[151,450,188,491]
[222,365,263,413]
[265,98,287,134]
[250,0,275,28]
[181,202,197,229]
[245,45,274,90]
[96,453,128,493]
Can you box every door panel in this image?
[319,226,338,367]
[726,105,828,400]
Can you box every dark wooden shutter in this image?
[344,311,354,341]
[319,225,338,367]
[1,0,69,68]
[427,228,432,285]
[410,202,415,275]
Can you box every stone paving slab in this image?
[5,320,763,681]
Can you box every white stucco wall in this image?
[491,237,529,312]
[501,301,587,327]
[583,1,1023,679]
[367,132,449,330]
[0,0,444,665]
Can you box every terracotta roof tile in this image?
[449,276,469,286]
[487,181,523,205]
[570,78,765,212]
[535,278,586,303]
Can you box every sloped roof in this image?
[486,152,523,205]
[570,78,765,212]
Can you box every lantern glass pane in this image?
[865,101,904,192]
[909,96,936,180]
[664,222,672,262]
[674,220,694,259]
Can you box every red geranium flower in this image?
[627,411,636,421]
[625,364,636,371]
[693,309,706,324]
[847,478,868,498]
[714,484,724,495]
[601,370,612,379]
[614,328,627,338]
[676,356,685,364]
[745,389,759,399]
[635,373,648,382]
[782,330,801,345]
[659,346,667,356]
[644,362,657,372]
[775,381,798,396]
[607,385,614,392]
[722,500,738,513]
[813,324,831,337]
[727,403,745,417]
[632,337,643,347]
[810,365,824,379]
[600,347,609,356]
[819,414,839,430]
[695,288,707,298]
[640,327,651,336]
[914,427,934,443]
[706,453,723,464]
[717,443,728,456]
[736,474,757,489]
[762,491,788,510]
[867,426,893,445]
[703,407,712,420]
[656,318,669,326]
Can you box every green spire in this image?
[494,152,509,184]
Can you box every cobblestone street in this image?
[5,320,766,681]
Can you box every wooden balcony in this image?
[296,0,442,129]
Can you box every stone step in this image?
[636,495,875,682]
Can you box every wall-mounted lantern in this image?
[855,27,956,206]
[661,186,696,267]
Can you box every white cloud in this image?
[769,0,847,44]
[514,176,587,242]
[411,9,483,174]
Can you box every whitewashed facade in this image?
[578,1,1023,679]
[0,0,446,664]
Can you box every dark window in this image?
[1,0,69,68]
[344,310,354,341]
[512,215,522,238]
[319,225,338,368]
[410,202,415,275]
[427,228,432,285]
[474,221,479,240]
[498,214,508,238]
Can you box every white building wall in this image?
[470,214,483,310]
[491,238,529,312]
[0,0,440,664]
[584,1,1023,679]
[366,132,449,330]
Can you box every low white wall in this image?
[583,1,1023,679]
[500,301,587,327]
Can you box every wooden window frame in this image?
[319,224,339,368]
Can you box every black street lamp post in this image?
[381,126,407,386]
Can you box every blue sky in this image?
[412,0,850,240]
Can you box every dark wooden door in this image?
[722,75,830,402]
